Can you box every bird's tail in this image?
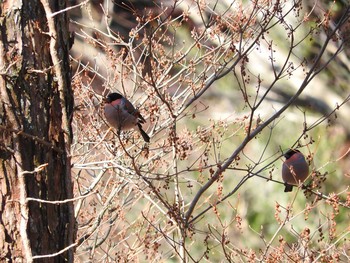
[284,183,293,192]
[137,123,150,142]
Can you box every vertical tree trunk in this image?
[0,0,75,262]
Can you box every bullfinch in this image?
[282,149,309,192]
[104,93,150,142]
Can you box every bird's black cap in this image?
[284,149,300,159]
[106,93,123,103]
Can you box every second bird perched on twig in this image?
[282,149,309,192]
[104,93,150,142]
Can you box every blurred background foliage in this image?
[69,0,350,261]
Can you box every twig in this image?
[32,243,77,259]
[26,191,97,204]
[48,0,89,18]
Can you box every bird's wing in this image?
[122,98,136,113]
[123,98,146,123]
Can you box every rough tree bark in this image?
[0,0,75,262]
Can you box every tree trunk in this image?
[0,0,75,262]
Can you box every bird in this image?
[282,149,309,192]
[104,92,150,142]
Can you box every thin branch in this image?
[26,191,97,204]
[48,0,89,18]
[32,243,77,260]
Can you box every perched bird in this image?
[282,149,309,192]
[104,93,150,142]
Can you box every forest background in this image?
[1,0,350,262]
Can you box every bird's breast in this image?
[104,104,138,130]
[282,154,309,185]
